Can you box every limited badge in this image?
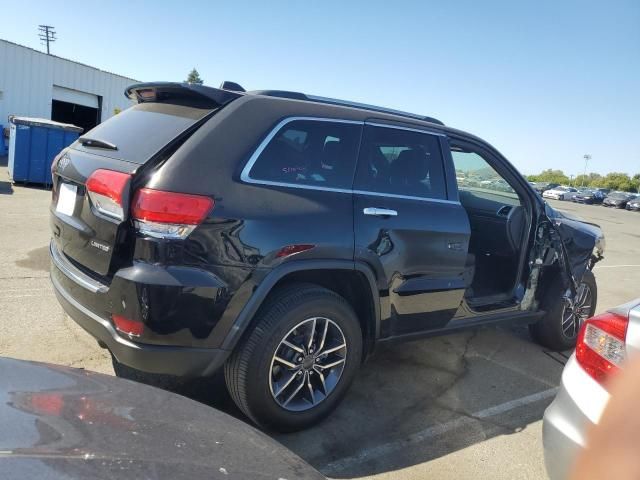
[90,240,110,253]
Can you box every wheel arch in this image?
[221,260,380,359]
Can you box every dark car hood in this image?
[546,207,605,281]
[0,358,324,480]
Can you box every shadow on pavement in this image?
[0,181,13,195]
[178,324,565,478]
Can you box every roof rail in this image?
[250,90,308,100]
[249,90,444,126]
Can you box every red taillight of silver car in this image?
[575,311,629,386]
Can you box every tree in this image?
[528,169,638,192]
[602,172,633,191]
[186,68,203,85]
[529,169,569,185]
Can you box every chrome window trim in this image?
[353,190,460,205]
[239,116,364,185]
[365,121,446,137]
[239,116,460,206]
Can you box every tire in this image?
[530,270,597,351]
[111,355,188,393]
[224,283,362,432]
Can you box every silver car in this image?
[543,298,640,479]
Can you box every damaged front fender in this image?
[549,208,605,285]
[521,206,604,311]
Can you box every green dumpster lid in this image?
[9,116,84,133]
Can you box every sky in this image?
[3,0,639,175]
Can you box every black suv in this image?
[50,82,604,431]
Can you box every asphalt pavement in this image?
[1,163,638,480]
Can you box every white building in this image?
[0,39,138,133]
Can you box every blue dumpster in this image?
[8,116,83,185]
[0,124,7,155]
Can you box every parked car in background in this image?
[572,189,606,205]
[49,81,604,431]
[543,299,640,480]
[0,357,324,480]
[533,182,559,195]
[542,186,580,201]
[595,188,611,196]
[626,197,640,211]
[602,192,638,208]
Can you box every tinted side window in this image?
[247,120,361,189]
[354,126,447,200]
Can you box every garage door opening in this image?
[51,86,102,134]
[51,100,99,134]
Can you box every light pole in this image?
[582,154,591,187]
[569,174,575,187]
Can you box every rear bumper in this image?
[50,241,231,377]
[543,355,609,480]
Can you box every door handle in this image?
[363,207,398,217]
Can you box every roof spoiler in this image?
[124,82,243,108]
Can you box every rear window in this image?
[71,103,212,164]
[247,120,362,189]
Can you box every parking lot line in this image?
[0,294,54,299]
[594,264,640,269]
[323,387,558,475]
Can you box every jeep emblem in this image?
[57,154,70,172]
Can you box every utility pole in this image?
[38,25,56,55]
[582,154,592,187]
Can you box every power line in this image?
[38,25,56,55]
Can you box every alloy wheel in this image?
[269,317,347,412]
[561,282,593,338]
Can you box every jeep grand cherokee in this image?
[50,81,604,431]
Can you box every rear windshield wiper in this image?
[79,137,118,150]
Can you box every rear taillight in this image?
[576,311,629,386]
[86,169,131,220]
[112,314,144,338]
[131,188,214,239]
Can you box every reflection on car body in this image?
[0,357,325,480]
